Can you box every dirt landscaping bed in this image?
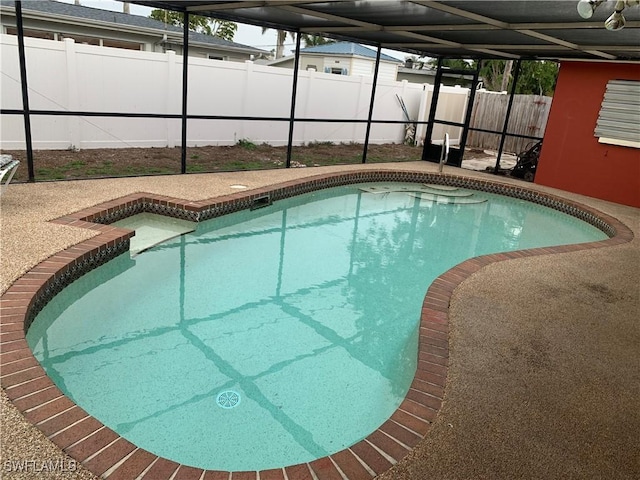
[2,143,493,182]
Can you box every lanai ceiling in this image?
[130,1,640,61]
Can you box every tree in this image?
[427,58,474,71]
[514,60,559,96]
[479,60,558,96]
[301,34,335,48]
[478,59,507,91]
[500,60,513,92]
[149,9,237,41]
[426,58,559,96]
[404,55,428,69]
[261,28,296,59]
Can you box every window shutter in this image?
[595,80,640,147]
[342,68,348,75]
[324,67,331,73]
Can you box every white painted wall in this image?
[0,35,467,150]
[349,57,398,83]
[274,54,398,82]
[377,62,399,84]
[350,57,373,77]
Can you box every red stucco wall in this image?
[535,61,640,207]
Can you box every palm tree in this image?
[261,28,296,59]
[301,34,335,48]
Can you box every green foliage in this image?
[228,160,265,170]
[425,58,559,96]
[306,140,335,147]
[149,9,237,41]
[514,60,559,96]
[236,138,257,150]
[479,60,558,96]
[301,34,335,47]
[213,21,238,41]
[478,59,507,91]
[427,58,474,71]
[36,167,65,180]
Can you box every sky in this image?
[57,0,407,60]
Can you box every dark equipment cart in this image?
[510,140,542,182]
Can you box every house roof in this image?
[130,1,640,61]
[0,0,266,54]
[300,42,401,63]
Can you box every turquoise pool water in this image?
[27,183,607,471]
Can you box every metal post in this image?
[456,60,482,160]
[362,45,381,164]
[286,31,301,168]
[15,1,35,182]
[180,12,189,174]
[494,59,522,174]
[421,57,444,161]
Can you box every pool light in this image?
[577,0,604,18]
[577,0,640,29]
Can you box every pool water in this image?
[27,183,607,471]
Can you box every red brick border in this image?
[1,170,633,480]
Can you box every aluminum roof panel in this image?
[445,0,606,23]
[302,1,477,26]
[545,28,640,47]
[131,1,640,61]
[422,29,552,46]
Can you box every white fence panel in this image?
[1,35,469,150]
[76,44,171,113]
[0,37,23,110]
[414,85,470,146]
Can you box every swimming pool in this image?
[25,181,608,472]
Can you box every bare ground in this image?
[2,143,493,182]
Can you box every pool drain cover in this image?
[216,390,241,409]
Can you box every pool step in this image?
[408,192,487,204]
[360,185,471,196]
[112,213,196,256]
[359,184,484,203]
[423,184,460,192]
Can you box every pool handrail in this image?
[438,133,450,173]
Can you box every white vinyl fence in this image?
[0,35,470,151]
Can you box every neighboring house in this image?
[268,42,401,82]
[397,65,474,87]
[0,0,266,61]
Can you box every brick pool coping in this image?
[0,170,634,480]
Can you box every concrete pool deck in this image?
[1,161,638,479]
